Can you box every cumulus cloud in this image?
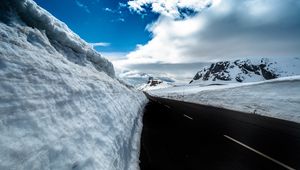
[124,0,300,65]
[115,0,300,82]
[128,0,210,18]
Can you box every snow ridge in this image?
[0,0,114,77]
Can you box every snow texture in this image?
[149,76,300,123]
[0,0,114,77]
[0,1,147,170]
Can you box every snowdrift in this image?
[0,0,146,170]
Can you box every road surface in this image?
[139,94,300,170]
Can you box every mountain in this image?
[138,77,174,91]
[118,71,154,87]
[118,70,175,89]
[0,1,146,169]
[190,57,300,85]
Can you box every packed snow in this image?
[149,76,300,123]
[0,1,147,170]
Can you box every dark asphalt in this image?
[139,94,300,170]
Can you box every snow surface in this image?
[149,76,300,123]
[0,1,147,170]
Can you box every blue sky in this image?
[34,0,158,53]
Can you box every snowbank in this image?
[0,1,147,170]
[149,76,300,123]
[1,0,114,77]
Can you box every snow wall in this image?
[0,0,147,169]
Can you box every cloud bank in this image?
[115,0,300,82]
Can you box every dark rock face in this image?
[259,58,279,80]
[191,61,232,83]
[190,58,279,84]
[147,77,162,87]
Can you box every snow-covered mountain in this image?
[138,77,174,91]
[0,1,146,170]
[118,71,154,87]
[190,57,300,85]
[118,70,175,89]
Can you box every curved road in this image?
[139,93,300,170]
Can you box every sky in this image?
[34,0,300,83]
[34,0,159,53]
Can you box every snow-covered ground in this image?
[149,76,300,123]
[0,1,147,170]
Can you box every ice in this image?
[149,76,300,123]
[0,0,147,170]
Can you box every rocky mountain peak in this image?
[190,58,279,84]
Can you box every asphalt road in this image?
[139,94,300,170]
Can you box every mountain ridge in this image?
[190,57,300,84]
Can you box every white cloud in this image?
[104,7,113,12]
[128,0,210,18]
[118,0,300,82]
[89,42,110,48]
[125,0,300,65]
[101,52,128,61]
[75,0,90,13]
[119,2,127,8]
[103,6,126,22]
